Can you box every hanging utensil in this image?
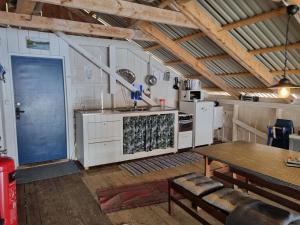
[145,55,157,86]
[145,74,157,86]
[116,69,136,84]
[173,77,179,90]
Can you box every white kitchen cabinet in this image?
[88,141,122,165]
[76,112,123,168]
[76,109,178,169]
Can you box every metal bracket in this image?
[0,64,6,83]
[0,149,7,155]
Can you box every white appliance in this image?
[180,101,214,147]
[180,90,204,102]
[214,106,224,130]
[178,113,193,149]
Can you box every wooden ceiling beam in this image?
[222,7,286,30]
[164,41,300,65]
[203,87,300,94]
[144,31,205,52]
[144,7,286,52]
[16,0,37,14]
[249,42,300,55]
[138,21,240,98]
[30,0,198,29]
[215,70,300,77]
[165,53,229,66]
[203,87,273,93]
[270,69,300,76]
[174,0,276,86]
[0,11,155,42]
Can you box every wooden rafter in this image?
[249,42,300,55]
[168,0,281,85]
[144,7,286,52]
[221,7,286,30]
[138,21,240,98]
[144,32,205,52]
[203,87,300,94]
[30,0,198,29]
[164,42,300,66]
[0,11,155,42]
[203,87,274,93]
[16,0,37,14]
[194,70,300,78]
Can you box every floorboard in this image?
[82,161,222,225]
[18,159,222,225]
[17,174,112,225]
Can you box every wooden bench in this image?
[168,171,300,225]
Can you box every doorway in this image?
[11,56,67,165]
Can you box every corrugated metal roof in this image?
[92,0,300,97]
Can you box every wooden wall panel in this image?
[220,103,300,145]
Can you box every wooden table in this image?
[194,141,300,211]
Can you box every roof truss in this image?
[173,0,274,86]
[16,0,37,14]
[29,0,198,28]
[144,7,286,52]
[0,11,155,42]
[164,42,300,66]
[138,21,240,98]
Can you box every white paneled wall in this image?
[69,37,179,110]
[0,27,180,165]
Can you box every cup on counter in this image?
[159,98,166,109]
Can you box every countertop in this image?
[75,106,178,115]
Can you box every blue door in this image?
[12,56,67,165]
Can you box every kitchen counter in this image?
[75,107,178,169]
[76,106,178,115]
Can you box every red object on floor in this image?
[0,156,17,225]
[96,180,181,213]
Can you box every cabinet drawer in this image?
[178,131,192,149]
[88,140,122,166]
[87,120,122,142]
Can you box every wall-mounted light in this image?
[269,5,300,98]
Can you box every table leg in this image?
[232,172,238,190]
[204,156,212,177]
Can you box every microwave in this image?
[180,90,203,101]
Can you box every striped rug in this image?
[119,152,202,176]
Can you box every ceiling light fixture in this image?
[269,5,300,98]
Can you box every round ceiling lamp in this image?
[269,5,300,98]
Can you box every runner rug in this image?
[96,180,181,213]
[119,152,202,176]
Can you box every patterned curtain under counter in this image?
[123,114,175,154]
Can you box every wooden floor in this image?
[82,160,222,225]
[17,159,222,225]
[17,173,112,225]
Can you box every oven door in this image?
[179,119,193,132]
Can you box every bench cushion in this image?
[173,173,223,196]
[202,188,256,213]
[226,201,300,225]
